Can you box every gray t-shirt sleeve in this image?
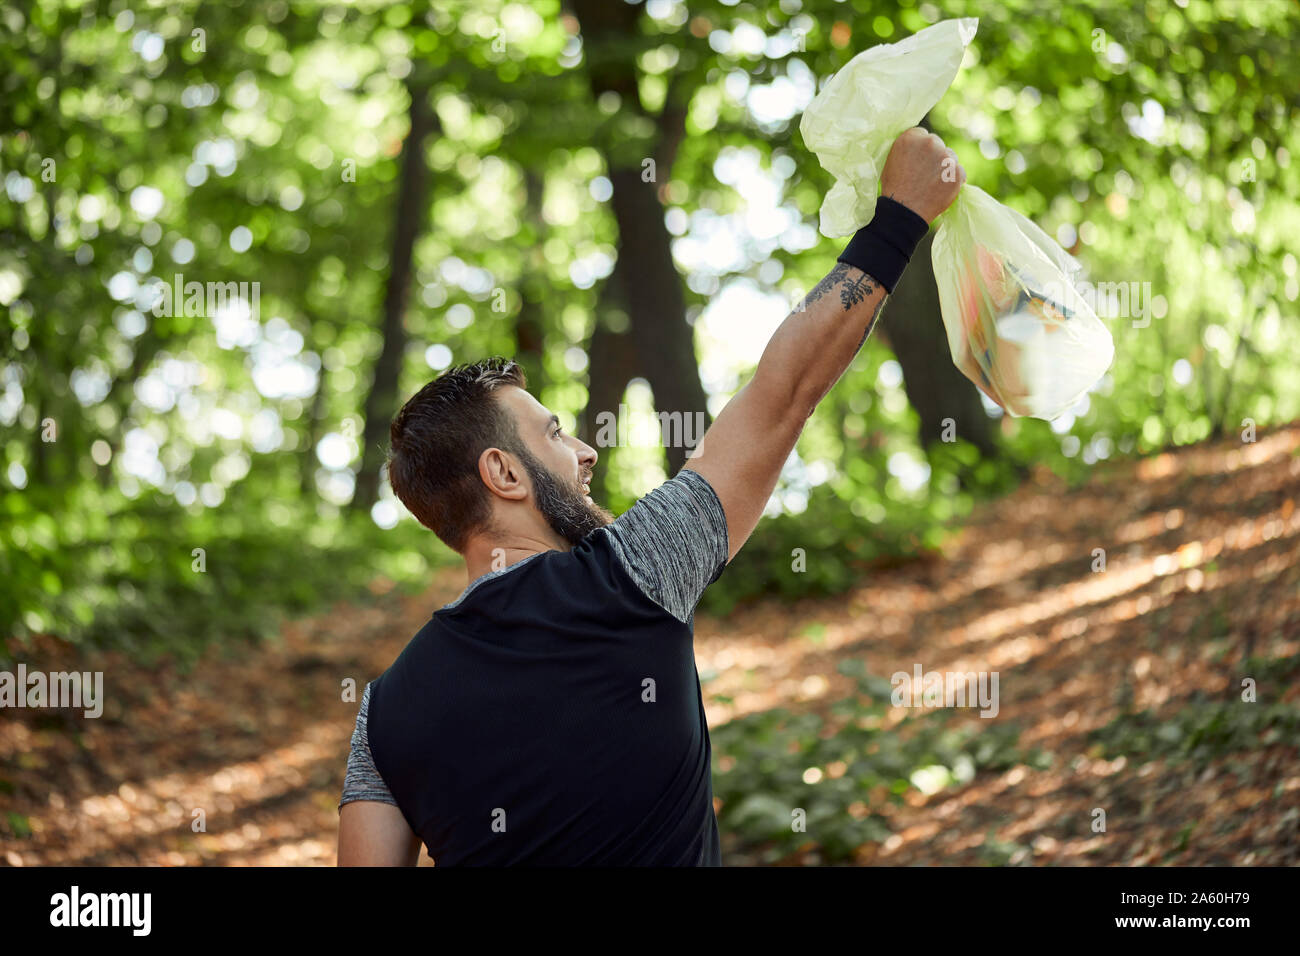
[599,467,729,624]
[339,681,398,810]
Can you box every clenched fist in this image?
[880,127,966,225]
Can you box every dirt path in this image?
[3,425,1298,866]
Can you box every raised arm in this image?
[685,128,964,562]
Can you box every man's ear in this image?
[478,447,530,501]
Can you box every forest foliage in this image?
[2,0,1297,662]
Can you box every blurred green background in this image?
[2,0,1296,663]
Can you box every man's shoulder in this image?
[596,469,729,623]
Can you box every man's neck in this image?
[461,531,570,586]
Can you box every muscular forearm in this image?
[754,263,888,418]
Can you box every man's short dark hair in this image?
[387,357,527,553]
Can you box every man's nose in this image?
[573,437,598,468]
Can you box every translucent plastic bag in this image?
[800,18,1114,420]
[932,185,1115,418]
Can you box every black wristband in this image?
[836,196,930,293]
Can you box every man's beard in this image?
[515,446,614,546]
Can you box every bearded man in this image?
[336,127,963,865]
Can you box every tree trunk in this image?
[570,0,711,478]
[878,221,999,460]
[873,113,999,460]
[513,169,548,391]
[579,258,639,502]
[352,82,436,512]
[606,167,710,476]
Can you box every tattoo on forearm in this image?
[797,261,887,355]
[801,262,880,313]
[802,262,852,309]
[839,270,876,310]
[799,262,887,352]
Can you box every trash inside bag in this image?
[932,185,1115,418]
[800,18,1114,420]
